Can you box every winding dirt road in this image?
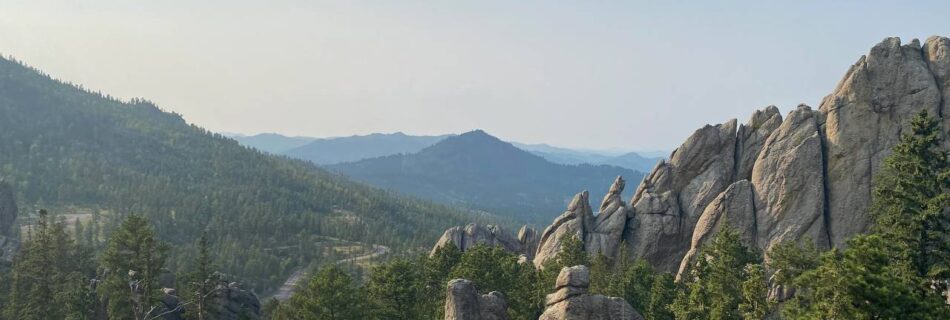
[271,244,390,301]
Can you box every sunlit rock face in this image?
[528,36,950,277]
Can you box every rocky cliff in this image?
[530,36,950,275]
[431,224,539,260]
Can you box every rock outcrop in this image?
[539,265,643,320]
[751,105,829,254]
[820,37,944,247]
[676,180,756,278]
[431,224,537,259]
[528,36,950,277]
[534,177,632,268]
[445,279,508,320]
[211,282,263,320]
[157,281,261,320]
[625,120,738,271]
[534,191,593,268]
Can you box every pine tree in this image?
[589,252,613,295]
[738,264,769,319]
[98,213,169,320]
[670,228,760,320]
[366,257,423,319]
[646,273,675,320]
[287,265,368,319]
[871,110,950,288]
[421,243,462,319]
[184,232,220,320]
[4,210,96,320]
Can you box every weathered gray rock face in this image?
[534,191,593,268]
[820,37,944,247]
[0,180,18,238]
[736,106,783,181]
[586,176,629,257]
[431,224,530,257]
[922,36,950,146]
[676,180,756,279]
[752,105,829,254]
[517,226,540,260]
[444,279,508,320]
[539,265,643,320]
[626,120,738,271]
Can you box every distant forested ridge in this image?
[330,130,644,224]
[0,56,486,292]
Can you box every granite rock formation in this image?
[445,279,508,320]
[529,36,950,276]
[431,224,538,260]
[539,265,643,320]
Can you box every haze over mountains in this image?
[229,131,653,223]
[328,130,644,223]
[230,132,663,172]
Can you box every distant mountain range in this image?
[327,130,644,224]
[229,132,664,172]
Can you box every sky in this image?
[1,1,948,151]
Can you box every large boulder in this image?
[431,224,528,256]
[539,265,643,320]
[444,279,508,320]
[819,37,943,247]
[626,120,737,271]
[752,105,829,254]
[0,179,18,238]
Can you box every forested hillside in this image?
[331,130,643,224]
[0,56,485,292]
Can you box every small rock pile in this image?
[540,265,643,320]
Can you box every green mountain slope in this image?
[330,130,644,224]
[283,132,450,165]
[0,57,484,292]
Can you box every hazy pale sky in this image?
[1,0,948,150]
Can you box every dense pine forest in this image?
[0,56,499,293]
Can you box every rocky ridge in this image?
[529,36,950,275]
[432,223,539,260]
